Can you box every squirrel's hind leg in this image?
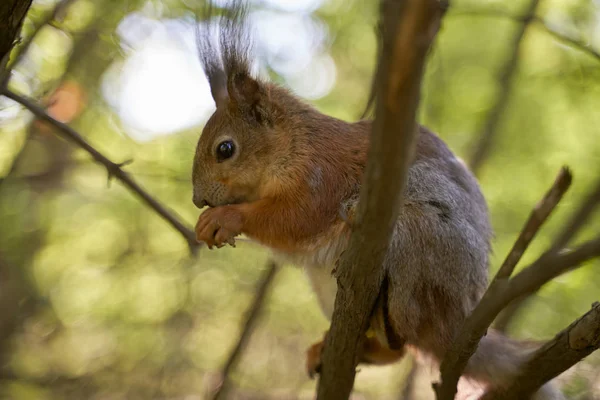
[305,330,406,379]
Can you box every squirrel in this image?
[191,2,564,399]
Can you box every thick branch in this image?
[211,262,278,400]
[1,88,199,252]
[467,0,541,176]
[484,302,600,400]
[315,1,443,399]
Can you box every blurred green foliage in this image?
[0,0,599,399]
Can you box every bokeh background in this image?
[1,0,600,399]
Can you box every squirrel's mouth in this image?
[198,196,248,209]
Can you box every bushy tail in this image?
[463,329,565,400]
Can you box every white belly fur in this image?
[303,265,338,319]
[269,231,348,320]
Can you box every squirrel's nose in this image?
[192,192,207,209]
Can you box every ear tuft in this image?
[195,0,274,124]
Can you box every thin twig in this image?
[1,88,200,253]
[465,0,541,176]
[483,302,600,400]
[315,1,443,399]
[211,261,278,400]
[1,0,75,89]
[494,166,572,280]
[507,236,600,301]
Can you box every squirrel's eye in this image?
[216,140,235,162]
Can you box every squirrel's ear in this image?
[227,72,272,126]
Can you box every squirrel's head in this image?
[192,71,285,208]
[191,0,298,208]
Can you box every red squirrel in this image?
[191,2,564,399]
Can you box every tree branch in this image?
[1,88,200,253]
[484,302,600,400]
[465,0,541,176]
[494,166,572,280]
[315,1,443,399]
[434,167,597,400]
[211,261,279,400]
[506,235,600,298]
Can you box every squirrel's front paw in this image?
[306,339,324,379]
[195,206,243,249]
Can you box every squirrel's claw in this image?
[214,227,237,248]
